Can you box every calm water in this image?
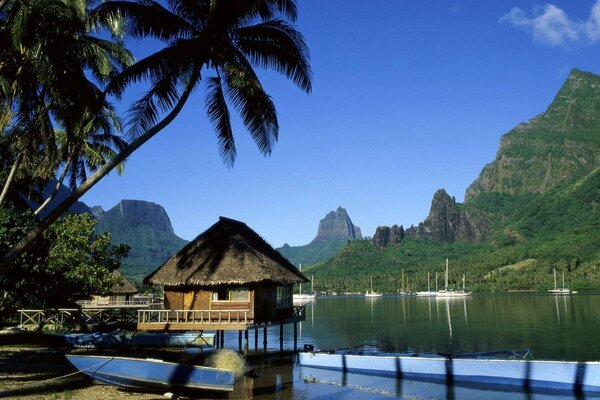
[227,293,600,400]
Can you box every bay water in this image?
[230,293,600,399]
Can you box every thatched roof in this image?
[111,270,138,294]
[144,217,308,287]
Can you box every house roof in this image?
[111,270,138,294]
[144,217,309,287]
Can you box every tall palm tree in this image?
[1,0,311,267]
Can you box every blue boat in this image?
[59,330,214,349]
[299,345,600,393]
[66,354,235,393]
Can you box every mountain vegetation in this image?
[305,69,600,293]
[93,200,188,282]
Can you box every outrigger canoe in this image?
[299,345,600,393]
[66,354,235,393]
[59,330,214,349]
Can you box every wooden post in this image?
[244,329,249,354]
[238,331,242,352]
[215,330,220,348]
[254,328,258,350]
[220,330,225,348]
[293,322,298,351]
[279,323,284,352]
[263,326,268,352]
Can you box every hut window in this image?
[229,287,250,301]
[212,287,228,301]
[212,287,249,301]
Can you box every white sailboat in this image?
[548,268,571,295]
[293,265,316,300]
[436,259,471,297]
[416,272,436,296]
[365,276,383,297]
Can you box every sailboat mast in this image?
[445,259,449,291]
[553,268,557,289]
[311,275,314,292]
[463,273,466,290]
[435,272,438,292]
[299,264,302,294]
[562,272,565,290]
[427,272,431,292]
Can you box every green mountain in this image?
[93,200,188,282]
[276,207,362,266]
[306,68,600,293]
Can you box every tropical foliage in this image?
[0,209,128,318]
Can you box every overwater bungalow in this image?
[137,217,309,335]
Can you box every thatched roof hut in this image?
[111,270,138,294]
[144,217,308,287]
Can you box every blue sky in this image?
[82,1,600,247]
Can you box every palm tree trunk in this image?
[0,153,23,207]
[33,155,72,216]
[0,71,200,269]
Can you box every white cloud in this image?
[502,1,600,47]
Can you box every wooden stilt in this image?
[244,329,249,354]
[254,328,258,350]
[279,323,284,352]
[215,330,220,348]
[238,331,242,352]
[293,321,298,351]
[263,326,268,352]
[220,330,224,348]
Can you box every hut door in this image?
[183,291,195,310]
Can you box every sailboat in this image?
[436,259,471,297]
[416,272,436,296]
[365,276,383,297]
[293,265,317,300]
[548,268,571,294]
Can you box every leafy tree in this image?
[0,209,128,319]
[1,0,311,268]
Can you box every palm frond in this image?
[93,0,193,41]
[221,62,278,156]
[205,76,236,166]
[235,19,311,93]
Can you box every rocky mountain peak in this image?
[406,189,490,243]
[110,199,175,234]
[312,206,362,243]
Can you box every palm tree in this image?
[0,0,133,206]
[1,0,311,267]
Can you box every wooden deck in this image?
[137,306,306,331]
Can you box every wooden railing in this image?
[137,309,250,326]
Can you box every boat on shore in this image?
[299,345,600,393]
[66,354,235,393]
